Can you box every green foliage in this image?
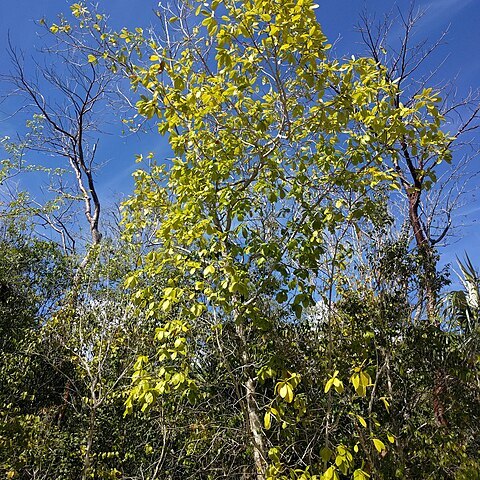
[0,1,478,479]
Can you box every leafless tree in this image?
[1,38,117,257]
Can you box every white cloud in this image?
[418,0,475,30]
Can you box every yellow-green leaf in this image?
[264,411,272,430]
[322,466,339,480]
[373,438,386,453]
[357,415,367,428]
[203,264,215,276]
[353,469,370,480]
[277,382,294,403]
[324,378,334,393]
[333,378,344,393]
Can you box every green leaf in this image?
[144,391,154,405]
[264,411,272,430]
[351,371,370,397]
[360,371,371,387]
[320,446,333,463]
[276,290,288,303]
[277,382,294,403]
[373,438,386,453]
[322,466,339,480]
[353,469,370,480]
[87,54,97,63]
[324,378,334,393]
[380,396,390,412]
[333,378,344,393]
[203,264,215,276]
[357,415,367,428]
[352,373,360,391]
[125,274,137,289]
[190,303,204,317]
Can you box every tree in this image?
[357,5,480,429]
[2,36,116,254]
[72,0,454,477]
[0,221,75,479]
[357,4,479,322]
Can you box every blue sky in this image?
[1,1,479,275]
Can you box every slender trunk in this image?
[69,153,102,249]
[406,177,448,427]
[82,407,96,480]
[236,323,268,479]
[433,370,448,427]
[245,376,268,479]
[407,191,435,315]
[56,379,72,427]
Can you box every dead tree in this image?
[3,41,114,254]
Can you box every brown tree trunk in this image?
[406,174,448,428]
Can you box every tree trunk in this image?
[406,174,448,428]
[82,406,97,480]
[244,375,268,479]
[236,322,268,479]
